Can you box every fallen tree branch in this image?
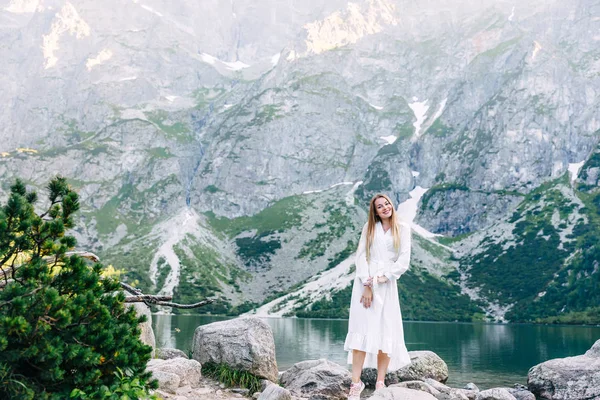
[120,282,143,296]
[1,252,215,310]
[147,299,215,309]
[124,295,173,303]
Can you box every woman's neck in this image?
[380,218,392,230]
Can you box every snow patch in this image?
[4,0,39,13]
[532,41,542,60]
[380,135,396,144]
[248,256,356,317]
[165,95,178,102]
[223,60,250,70]
[119,76,138,81]
[148,209,204,304]
[200,52,250,71]
[568,161,585,183]
[508,6,515,21]
[430,98,447,122]
[141,4,163,17]
[408,99,429,139]
[396,186,449,249]
[411,171,420,178]
[370,103,384,110]
[200,53,216,65]
[271,52,281,66]
[42,2,90,69]
[345,181,362,206]
[303,181,354,195]
[286,50,297,61]
[86,48,113,71]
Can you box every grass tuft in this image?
[202,363,263,394]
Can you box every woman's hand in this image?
[360,287,373,308]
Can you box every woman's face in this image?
[374,197,393,221]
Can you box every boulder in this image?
[156,348,188,360]
[147,358,202,388]
[258,384,293,400]
[454,389,478,400]
[363,351,448,386]
[393,379,471,400]
[505,388,535,400]
[423,379,452,393]
[528,339,600,400]
[391,381,441,396]
[129,302,156,357]
[464,383,479,392]
[370,387,439,400]
[279,359,351,400]
[150,370,181,394]
[193,317,278,382]
[586,339,600,358]
[475,388,516,400]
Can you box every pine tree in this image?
[0,177,157,399]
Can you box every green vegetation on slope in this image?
[460,173,600,323]
[173,238,235,315]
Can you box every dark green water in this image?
[152,315,600,389]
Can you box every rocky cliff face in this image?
[1,0,599,321]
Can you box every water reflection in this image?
[152,315,600,389]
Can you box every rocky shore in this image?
[135,309,600,400]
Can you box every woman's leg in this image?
[351,350,367,382]
[376,350,391,383]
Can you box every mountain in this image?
[1,0,599,322]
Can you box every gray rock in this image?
[129,302,156,358]
[585,339,600,358]
[464,383,479,392]
[261,379,275,391]
[363,351,448,386]
[370,387,439,400]
[151,370,181,394]
[391,381,441,396]
[505,388,535,400]
[156,348,189,360]
[454,389,478,400]
[147,358,202,388]
[423,379,452,393]
[528,339,600,400]
[279,359,351,400]
[475,388,516,400]
[258,384,293,400]
[395,379,471,400]
[193,317,278,382]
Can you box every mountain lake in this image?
[152,315,600,389]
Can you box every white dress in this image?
[344,220,412,371]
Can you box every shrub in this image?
[0,177,157,399]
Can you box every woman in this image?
[344,193,412,399]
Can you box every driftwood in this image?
[0,252,215,310]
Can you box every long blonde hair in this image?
[366,193,400,262]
